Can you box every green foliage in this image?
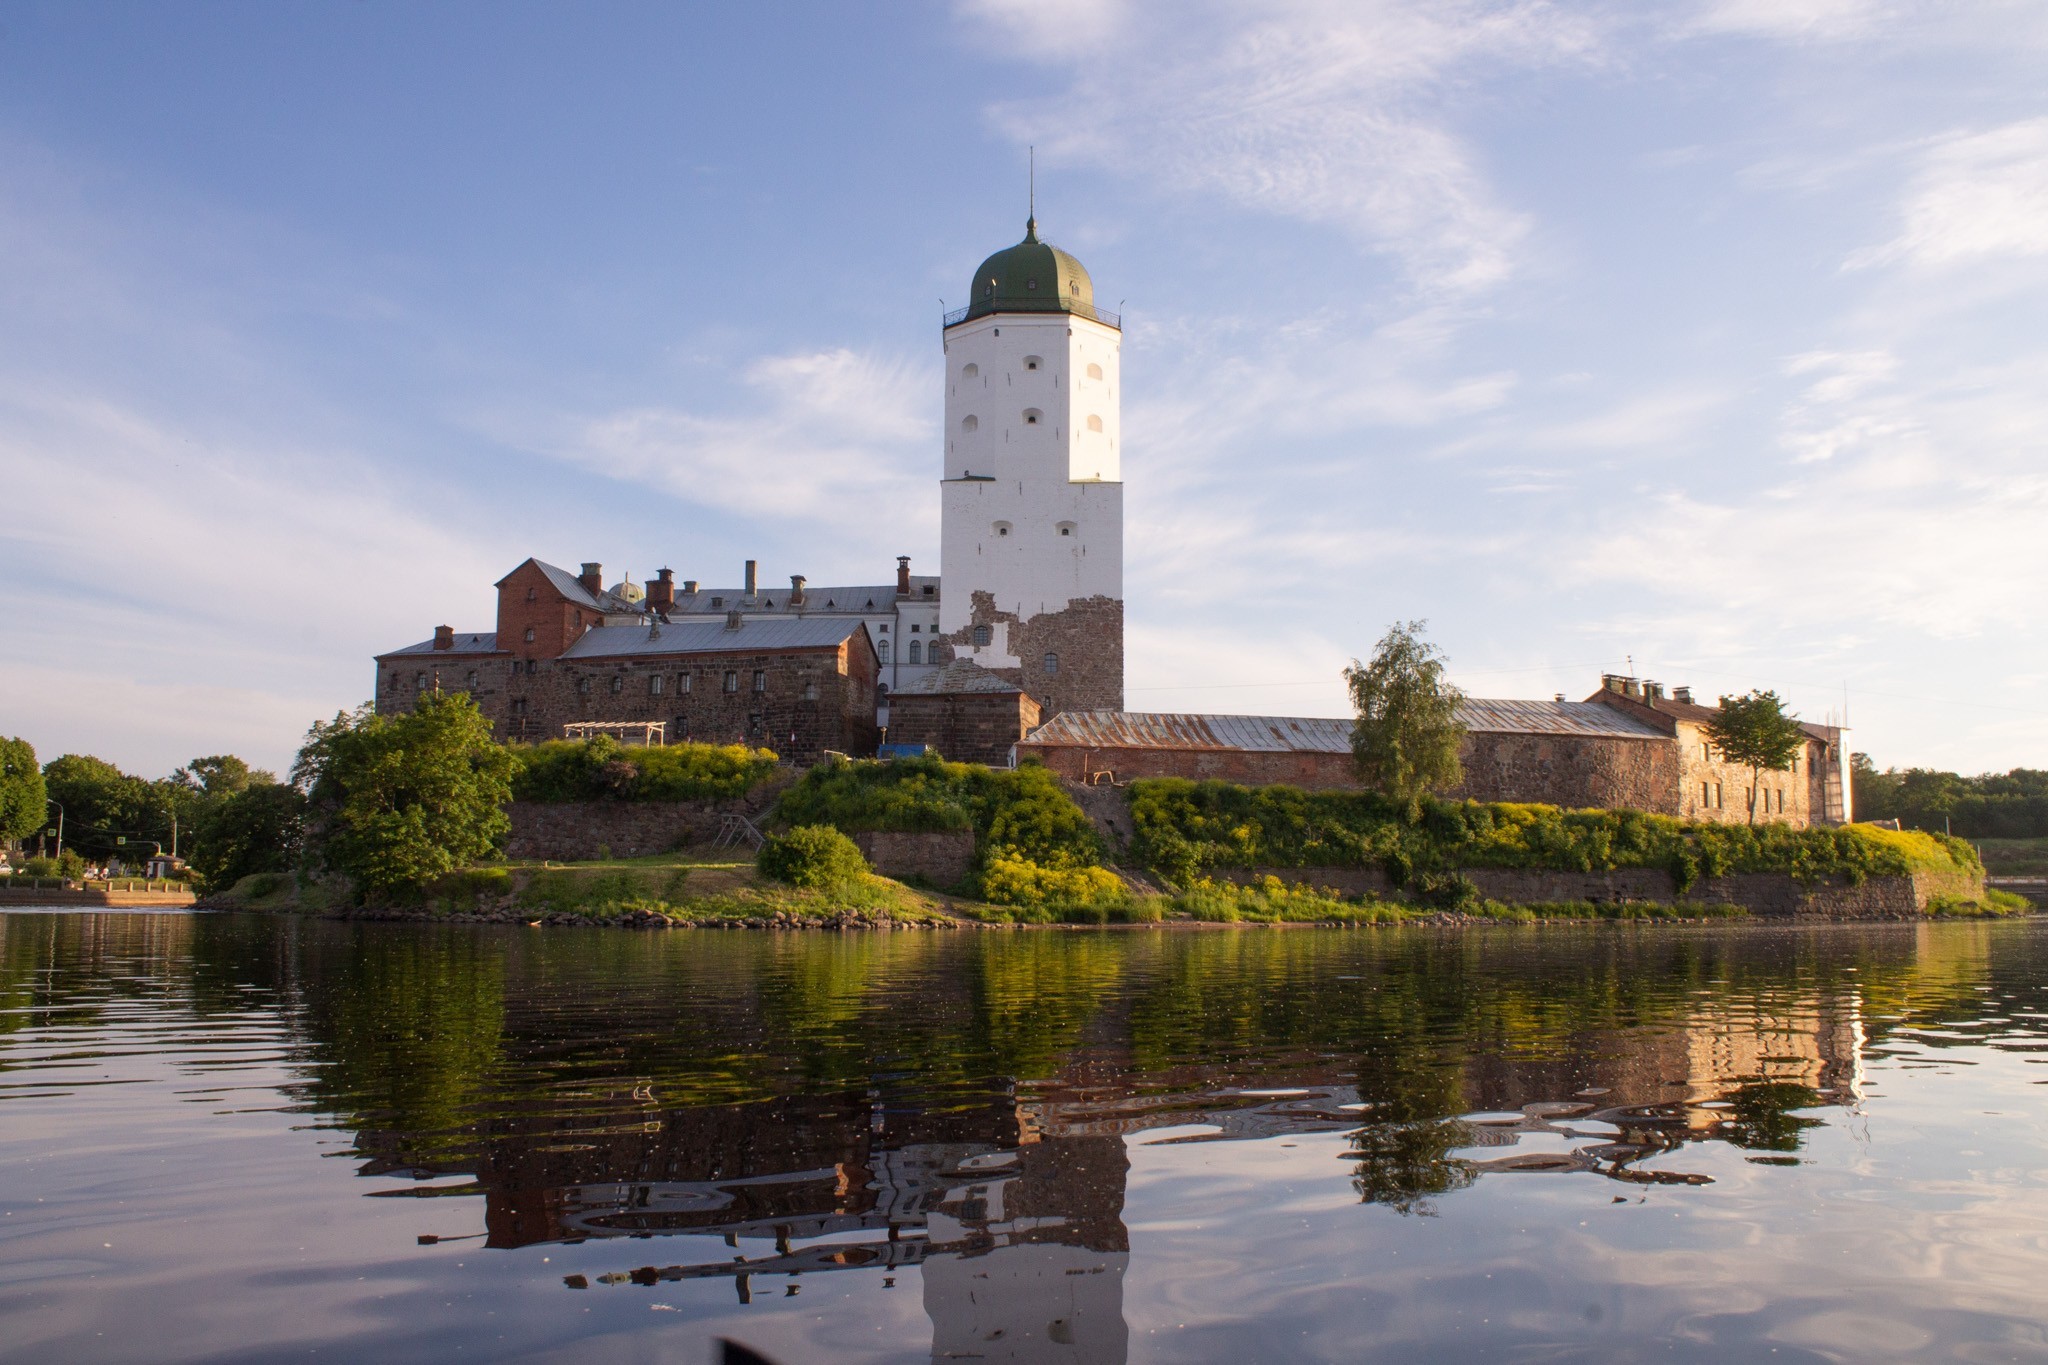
[297,693,516,896]
[773,755,1105,893]
[42,753,158,858]
[1126,777,1980,892]
[1169,875,1407,924]
[20,851,86,880]
[187,782,305,892]
[757,825,870,892]
[978,854,1130,914]
[1853,756,2048,839]
[1704,690,1809,825]
[0,737,45,845]
[509,736,778,803]
[1927,888,2034,918]
[1343,620,1467,821]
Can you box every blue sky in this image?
[2,0,2045,778]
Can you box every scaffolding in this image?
[563,721,667,747]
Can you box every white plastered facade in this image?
[938,312,1123,667]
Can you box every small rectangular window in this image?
[650,675,665,696]
[803,677,818,701]
[752,670,766,693]
[681,673,692,693]
[1701,781,1710,806]
[1714,782,1723,808]
[723,671,738,693]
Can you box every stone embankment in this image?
[335,903,970,930]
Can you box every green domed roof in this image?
[953,218,1118,329]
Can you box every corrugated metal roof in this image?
[1022,700,1666,751]
[533,559,604,610]
[895,659,1022,695]
[561,617,863,660]
[379,632,501,657]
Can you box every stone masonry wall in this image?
[943,589,1122,719]
[1216,863,1983,917]
[850,831,977,889]
[504,801,727,861]
[887,691,1042,766]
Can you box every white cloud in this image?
[1689,0,1886,40]
[541,347,936,530]
[1850,119,2048,270]
[964,0,1601,294]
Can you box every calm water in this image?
[4,914,2048,1363]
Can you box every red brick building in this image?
[883,660,1042,767]
[376,557,880,762]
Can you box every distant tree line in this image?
[1852,757,2048,839]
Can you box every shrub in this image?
[979,854,1129,913]
[1125,778,1979,890]
[757,825,870,892]
[1166,874,1402,924]
[510,737,777,803]
[1408,870,1480,913]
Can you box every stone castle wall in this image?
[886,691,1041,767]
[943,589,1122,719]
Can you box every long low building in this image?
[1015,676,1848,826]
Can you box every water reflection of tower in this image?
[920,1134,1130,1364]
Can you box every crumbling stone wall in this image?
[1451,733,1680,813]
[886,690,1041,766]
[941,589,1122,718]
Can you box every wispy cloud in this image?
[1849,118,2048,270]
[963,0,1602,295]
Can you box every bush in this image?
[21,850,85,880]
[978,854,1130,913]
[510,737,778,803]
[757,825,870,892]
[773,754,1106,897]
[1167,874,1406,924]
[1124,778,1980,890]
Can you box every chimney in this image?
[432,625,454,651]
[743,560,758,596]
[789,574,807,607]
[579,562,603,596]
[1602,673,1628,695]
[683,580,698,594]
[1673,686,1694,705]
[1625,678,1642,699]
[896,555,912,596]
[725,609,743,631]
[647,568,675,613]
[1644,680,1665,702]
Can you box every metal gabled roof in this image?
[1022,700,1668,752]
[378,631,501,658]
[668,578,941,614]
[560,617,865,661]
[895,660,1023,695]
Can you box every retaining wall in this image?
[850,832,977,889]
[1214,863,1984,918]
[505,801,728,861]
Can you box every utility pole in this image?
[45,799,63,859]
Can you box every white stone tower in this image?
[939,214,1123,715]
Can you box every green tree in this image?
[1343,620,1467,822]
[1705,690,1808,825]
[0,737,45,847]
[42,754,156,858]
[297,693,515,896]
[187,782,307,891]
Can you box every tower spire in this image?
[1026,146,1037,242]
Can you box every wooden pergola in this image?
[563,721,667,747]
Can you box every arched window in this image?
[1022,408,1042,425]
[465,671,478,689]
[1043,653,1059,675]
[1056,521,1076,538]
[524,627,537,643]
[1086,414,1103,432]
[972,624,993,647]
[962,363,978,378]
[577,677,592,696]
[1023,355,1042,371]
[961,414,979,432]
[878,639,892,662]
[908,640,922,664]
[525,586,537,602]
[1086,362,1103,381]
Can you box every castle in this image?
[375,211,1849,825]
[375,214,1120,763]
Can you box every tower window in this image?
[1086,362,1103,380]
[1086,414,1103,432]
[1057,521,1076,537]
[1023,409,1042,425]
[1023,355,1042,371]
[993,521,1012,538]
[962,363,978,378]
[972,625,993,647]
[1043,653,1059,675]
[1025,279,1038,291]
[961,415,979,432]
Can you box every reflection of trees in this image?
[1346,1119,1476,1216]
[1716,1082,1825,1152]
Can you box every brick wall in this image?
[886,690,1041,766]
[380,635,879,763]
[1021,730,1684,810]
[496,560,592,660]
